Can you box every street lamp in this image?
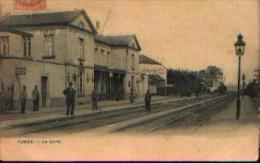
[242,74,245,98]
[234,34,246,120]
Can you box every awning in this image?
[111,69,126,74]
[94,65,109,72]
[148,74,165,84]
[94,65,126,74]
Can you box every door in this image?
[41,76,48,108]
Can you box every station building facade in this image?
[0,9,142,110]
[94,35,141,100]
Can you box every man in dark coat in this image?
[91,88,98,110]
[129,89,134,104]
[0,85,5,113]
[63,82,76,115]
[145,90,152,111]
[20,86,27,114]
[32,85,40,111]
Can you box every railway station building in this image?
[0,9,142,110]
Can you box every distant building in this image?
[139,54,167,95]
[203,73,224,92]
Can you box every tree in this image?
[167,69,204,96]
[205,65,223,77]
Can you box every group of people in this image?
[129,88,152,111]
[3,82,152,115]
[63,82,152,116]
[0,84,40,114]
[0,85,14,112]
[20,85,40,114]
[63,82,98,116]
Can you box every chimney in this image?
[96,21,100,33]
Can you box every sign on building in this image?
[142,68,165,75]
[15,67,26,75]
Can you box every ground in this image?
[0,96,259,161]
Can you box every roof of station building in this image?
[0,9,97,34]
[0,25,33,36]
[95,34,141,51]
[139,54,161,65]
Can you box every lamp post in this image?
[234,34,246,120]
[242,74,245,98]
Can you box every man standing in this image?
[5,87,11,110]
[20,86,27,114]
[129,89,134,104]
[145,90,152,111]
[0,84,4,113]
[63,82,76,116]
[32,85,40,111]
[91,88,98,110]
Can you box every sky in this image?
[0,0,259,85]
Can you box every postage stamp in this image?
[13,0,46,11]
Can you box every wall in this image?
[94,42,111,67]
[111,47,127,70]
[0,59,67,109]
[139,63,167,95]
[16,27,68,62]
[66,27,95,66]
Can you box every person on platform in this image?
[5,87,11,110]
[145,90,152,111]
[63,82,76,116]
[20,86,27,114]
[32,85,40,111]
[129,89,134,104]
[0,84,5,113]
[91,88,98,110]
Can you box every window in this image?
[131,54,135,70]
[0,36,9,56]
[23,37,31,57]
[44,30,54,57]
[79,38,84,58]
[79,21,85,29]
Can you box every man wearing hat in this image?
[63,82,76,115]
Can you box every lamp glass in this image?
[234,34,246,56]
[235,45,245,56]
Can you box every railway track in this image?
[113,95,233,134]
[2,95,218,136]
